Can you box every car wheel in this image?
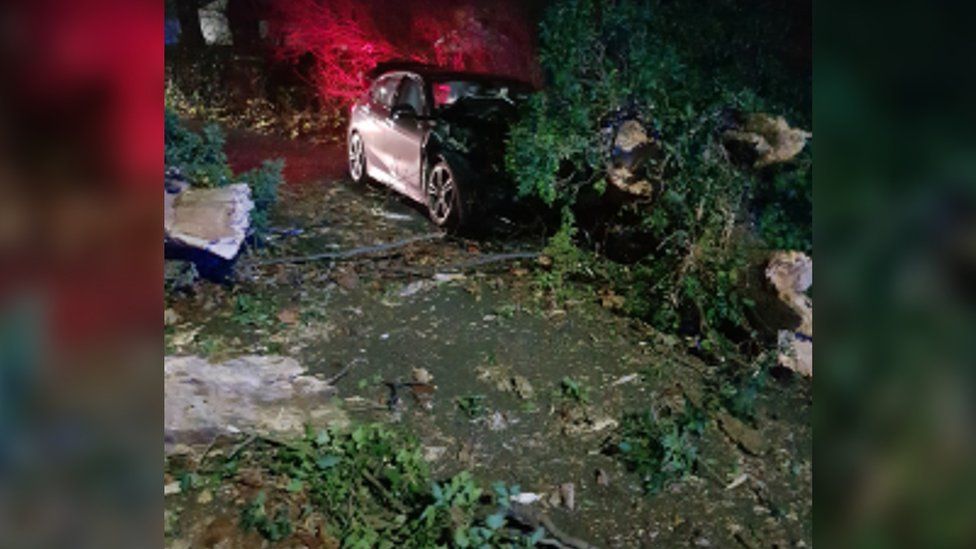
[426,159,464,229]
[348,131,367,183]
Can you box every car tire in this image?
[348,131,367,183]
[425,158,465,230]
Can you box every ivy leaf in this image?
[316,455,340,469]
[486,512,506,530]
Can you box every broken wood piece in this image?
[245,233,444,266]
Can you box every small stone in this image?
[164,308,180,326]
[510,375,534,399]
[164,481,181,496]
[196,489,213,504]
[595,468,610,486]
[412,368,433,384]
[560,482,575,511]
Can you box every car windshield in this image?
[431,79,526,109]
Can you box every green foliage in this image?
[237,159,284,236]
[755,152,813,253]
[455,394,488,419]
[165,109,231,188]
[240,491,293,541]
[534,215,597,302]
[557,377,589,404]
[615,405,708,494]
[506,0,811,344]
[232,293,279,329]
[183,424,543,546]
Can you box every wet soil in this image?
[164,130,811,548]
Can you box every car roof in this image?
[368,60,535,91]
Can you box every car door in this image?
[361,74,401,182]
[387,74,428,201]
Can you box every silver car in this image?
[347,63,531,230]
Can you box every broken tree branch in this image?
[392,251,540,275]
[323,361,354,385]
[507,503,599,549]
[245,233,444,266]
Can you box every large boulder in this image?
[164,355,348,454]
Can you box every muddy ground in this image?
[164,130,812,548]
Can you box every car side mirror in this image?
[391,104,418,120]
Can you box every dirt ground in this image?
[164,130,812,548]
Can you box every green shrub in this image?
[237,159,284,236]
[615,405,708,494]
[164,109,231,188]
[506,0,810,344]
[177,424,543,546]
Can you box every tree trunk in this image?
[175,0,205,48]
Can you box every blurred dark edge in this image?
[0,0,163,547]
[816,0,976,546]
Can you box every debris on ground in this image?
[559,482,576,511]
[164,260,199,292]
[164,355,347,453]
[164,308,180,326]
[717,411,766,456]
[165,182,254,260]
[511,492,543,505]
[411,367,434,384]
[722,113,811,168]
[766,251,813,377]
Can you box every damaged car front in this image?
[421,76,533,228]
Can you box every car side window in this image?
[371,75,401,110]
[395,76,426,114]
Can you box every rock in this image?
[196,489,213,504]
[778,330,813,377]
[412,367,434,384]
[559,482,575,511]
[164,355,348,454]
[488,411,509,431]
[423,446,447,462]
[766,251,812,377]
[164,481,181,496]
[399,280,432,297]
[510,375,534,399]
[164,183,254,260]
[766,251,812,336]
[277,307,299,325]
[595,468,610,486]
[722,113,811,168]
[164,308,181,326]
